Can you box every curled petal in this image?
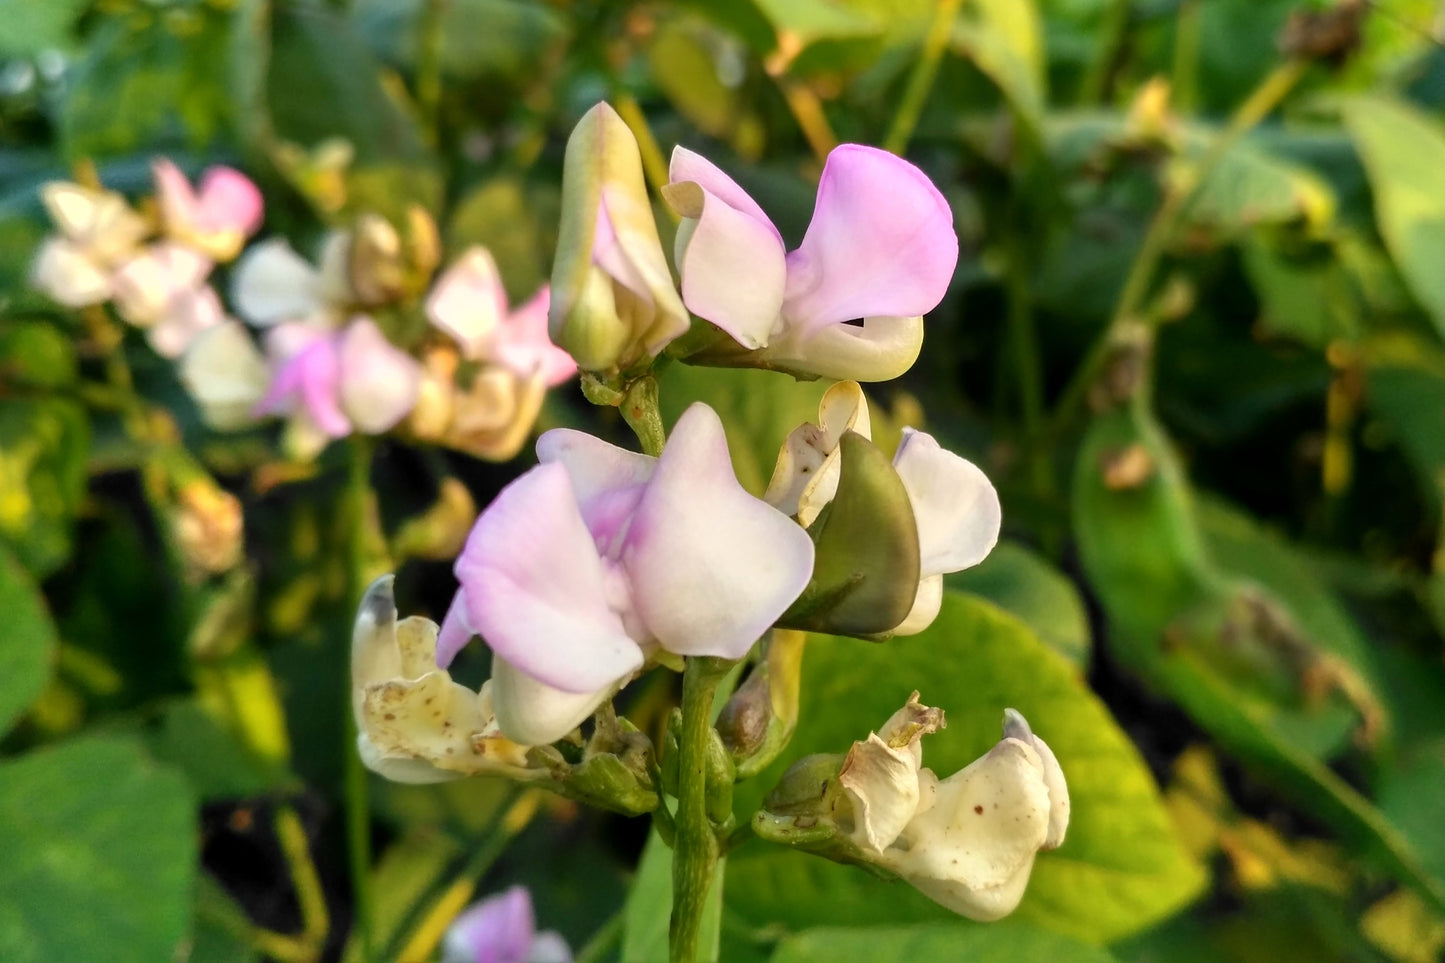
[449,368,547,462]
[782,146,958,336]
[232,238,325,326]
[427,247,508,358]
[536,426,656,512]
[1004,708,1070,849]
[338,317,421,434]
[668,147,781,243]
[625,404,815,659]
[179,320,270,430]
[31,238,112,307]
[764,380,872,525]
[892,429,1000,577]
[489,654,619,746]
[841,733,923,853]
[756,315,924,383]
[450,462,645,691]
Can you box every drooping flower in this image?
[152,158,263,262]
[352,575,538,784]
[31,181,148,307]
[438,403,815,745]
[441,886,572,963]
[110,242,225,357]
[765,381,1000,635]
[548,102,689,373]
[839,699,1069,921]
[254,316,422,457]
[663,145,958,381]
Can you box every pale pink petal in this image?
[495,288,577,387]
[781,145,957,337]
[195,166,264,236]
[147,285,224,359]
[893,428,1000,576]
[111,242,213,327]
[624,404,814,659]
[451,462,645,691]
[427,248,509,358]
[489,655,618,746]
[256,332,351,437]
[668,148,782,245]
[337,317,421,434]
[441,886,534,963]
[535,427,655,510]
[152,158,200,227]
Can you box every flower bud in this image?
[549,102,689,374]
[716,629,805,778]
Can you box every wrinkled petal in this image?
[892,428,1000,576]
[782,146,957,337]
[427,247,509,358]
[496,288,577,387]
[450,462,645,690]
[40,181,147,263]
[442,886,535,963]
[624,404,815,659]
[232,237,325,326]
[755,314,924,383]
[665,149,786,349]
[489,654,619,746]
[179,320,270,430]
[338,316,421,433]
[147,285,224,359]
[31,238,111,307]
[841,733,923,853]
[448,368,548,461]
[890,573,944,637]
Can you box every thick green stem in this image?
[416,0,447,144]
[1078,0,1132,104]
[622,375,667,458]
[883,0,963,154]
[670,656,731,963]
[1003,224,1050,497]
[345,437,377,962]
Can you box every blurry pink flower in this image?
[152,159,263,262]
[427,247,576,386]
[438,403,815,744]
[30,182,148,308]
[664,145,958,381]
[111,242,224,358]
[255,316,421,450]
[441,886,571,963]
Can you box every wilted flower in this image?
[664,144,958,381]
[765,381,1000,635]
[441,886,572,963]
[437,402,815,745]
[151,158,263,262]
[352,575,538,784]
[839,699,1069,921]
[31,181,148,307]
[548,102,689,373]
[111,242,225,357]
[409,344,549,462]
[254,316,421,458]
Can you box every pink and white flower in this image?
[438,403,815,745]
[664,145,958,381]
[111,242,224,358]
[152,159,263,262]
[31,182,148,308]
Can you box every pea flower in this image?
[151,158,263,262]
[765,381,1000,634]
[438,402,816,745]
[31,182,148,308]
[110,242,225,358]
[549,102,689,373]
[179,320,272,430]
[352,575,539,784]
[839,698,1069,921]
[663,144,958,382]
[231,234,353,330]
[254,316,421,458]
[441,886,572,963]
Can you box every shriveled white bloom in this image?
[352,574,539,784]
[839,698,1069,921]
[764,380,871,528]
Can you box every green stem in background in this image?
[345,436,377,963]
[1078,0,1132,104]
[573,909,625,963]
[415,0,447,145]
[1050,58,1308,432]
[275,805,331,958]
[616,94,675,218]
[671,656,732,963]
[1171,0,1201,113]
[622,375,668,457]
[1003,222,1051,498]
[884,0,964,154]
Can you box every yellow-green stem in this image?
[345,436,377,962]
[670,656,731,963]
[622,375,667,457]
[416,0,447,144]
[275,805,331,957]
[616,94,676,219]
[884,0,964,154]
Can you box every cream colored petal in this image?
[1004,708,1070,849]
[31,238,112,308]
[757,315,923,383]
[889,574,944,636]
[840,733,923,853]
[179,320,270,430]
[763,381,872,525]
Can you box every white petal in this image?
[489,655,618,746]
[231,237,324,326]
[536,426,656,508]
[756,315,924,382]
[179,320,271,430]
[890,574,944,637]
[893,429,1000,577]
[41,182,147,263]
[1004,708,1070,849]
[31,238,111,307]
[763,380,872,525]
[841,733,923,853]
[147,285,224,359]
[427,247,508,358]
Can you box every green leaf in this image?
[771,920,1117,963]
[1240,237,1359,348]
[1363,342,1445,507]
[0,736,196,962]
[0,0,89,57]
[0,321,78,390]
[0,544,56,737]
[948,540,1091,667]
[952,0,1047,132]
[353,0,568,83]
[143,699,294,803]
[728,592,1205,944]
[747,0,881,48]
[0,398,89,578]
[1344,96,1445,338]
[623,832,725,963]
[1188,139,1334,238]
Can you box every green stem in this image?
[1078,0,1132,104]
[416,0,447,145]
[1050,59,1307,432]
[622,375,667,457]
[883,0,963,154]
[671,656,731,963]
[275,805,330,958]
[1003,223,1050,497]
[345,437,377,962]
[1171,0,1201,113]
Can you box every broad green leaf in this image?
[948,540,1091,667]
[1188,139,1334,238]
[1363,342,1445,507]
[728,592,1204,944]
[771,921,1117,963]
[748,0,881,48]
[1241,238,1359,348]
[143,698,294,802]
[0,397,89,578]
[0,544,56,737]
[0,320,78,390]
[1344,96,1445,338]
[952,0,1047,132]
[0,0,88,57]
[623,832,725,963]
[0,736,196,962]
[352,0,568,83]
[191,874,262,963]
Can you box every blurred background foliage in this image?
[5,0,1445,960]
